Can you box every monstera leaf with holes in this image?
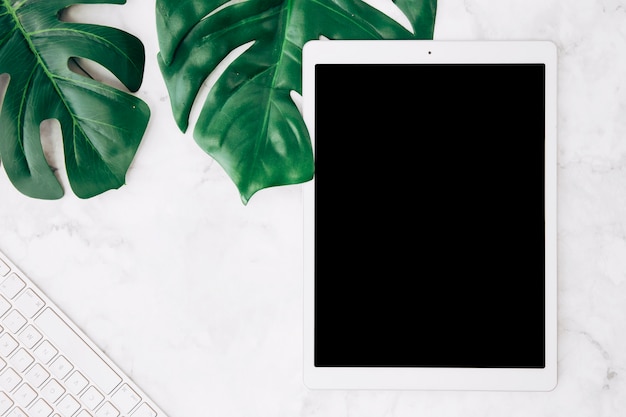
[0,0,149,199]
[157,0,437,204]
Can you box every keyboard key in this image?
[0,333,18,356]
[41,379,65,403]
[81,386,104,410]
[35,309,122,394]
[67,370,89,394]
[0,295,11,317]
[131,403,157,417]
[0,259,10,277]
[0,368,22,391]
[111,384,141,414]
[25,363,50,387]
[14,383,37,407]
[18,325,43,348]
[0,391,13,414]
[14,289,45,318]
[3,310,27,333]
[96,401,119,417]
[50,356,73,379]
[77,410,93,417]
[34,340,58,364]
[7,407,28,417]
[9,348,34,372]
[29,398,54,417]
[0,274,25,299]
[57,395,80,417]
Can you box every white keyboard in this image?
[0,250,169,417]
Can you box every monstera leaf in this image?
[157,0,437,203]
[0,0,149,199]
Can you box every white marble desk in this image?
[1,0,624,415]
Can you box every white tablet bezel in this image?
[302,40,557,391]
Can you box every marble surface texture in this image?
[0,0,624,415]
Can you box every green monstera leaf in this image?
[157,0,437,204]
[0,0,150,199]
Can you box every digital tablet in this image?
[302,40,557,391]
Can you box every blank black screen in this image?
[314,64,546,368]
